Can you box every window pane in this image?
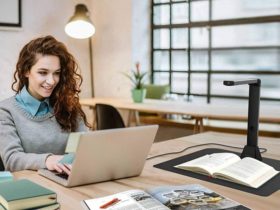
[172,51,188,70]
[153,5,170,25]
[152,0,280,102]
[191,51,208,71]
[212,23,280,47]
[191,0,209,21]
[211,74,250,97]
[171,73,188,93]
[171,3,188,24]
[212,74,280,99]
[212,49,280,71]
[154,51,170,70]
[154,0,169,3]
[191,27,209,48]
[172,28,188,48]
[154,72,170,85]
[190,74,207,94]
[260,75,280,99]
[153,29,170,49]
[213,0,280,20]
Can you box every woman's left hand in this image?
[45,155,72,175]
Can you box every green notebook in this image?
[0,172,13,183]
[65,132,83,153]
[59,153,75,165]
[29,202,60,210]
[0,204,6,210]
[0,179,56,210]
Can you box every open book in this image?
[82,184,250,210]
[175,153,279,188]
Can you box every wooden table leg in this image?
[193,117,204,134]
[127,110,140,126]
[134,111,140,126]
[91,107,97,130]
[127,110,132,127]
[194,118,199,133]
[199,118,204,133]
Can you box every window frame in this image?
[151,0,280,103]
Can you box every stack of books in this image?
[0,172,13,183]
[0,179,59,210]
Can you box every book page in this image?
[213,157,279,188]
[83,189,169,210]
[175,153,240,175]
[147,184,250,210]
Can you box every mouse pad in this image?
[154,148,280,196]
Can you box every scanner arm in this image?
[223,79,262,161]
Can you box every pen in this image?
[100,198,120,209]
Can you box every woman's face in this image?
[25,54,61,101]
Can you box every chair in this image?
[140,84,170,117]
[95,103,125,130]
[143,84,170,99]
[0,158,4,171]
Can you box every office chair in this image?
[0,158,4,171]
[95,103,125,130]
[140,84,170,117]
[143,84,170,99]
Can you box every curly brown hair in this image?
[12,35,91,131]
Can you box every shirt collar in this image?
[18,86,50,116]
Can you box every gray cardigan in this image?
[0,96,87,171]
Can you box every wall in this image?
[131,0,151,81]
[91,0,151,98]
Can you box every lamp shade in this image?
[65,4,95,39]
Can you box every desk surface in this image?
[80,97,280,123]
[14,132,280,210]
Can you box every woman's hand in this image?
[45,155,72,175]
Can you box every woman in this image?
[0,35,91,173]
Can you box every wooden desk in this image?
[80,97,280,132]
[14,132,280,210]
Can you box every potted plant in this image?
[125,62,147,103]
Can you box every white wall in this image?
[90,0,132,98]
[91,0,151,98]
[0,0,151,101]
[131,0,151,78]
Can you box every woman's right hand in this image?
[45,155,71,175]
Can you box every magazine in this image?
[175,153,279,188]
[82,184,250,210]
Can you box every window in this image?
[152,0,280,103]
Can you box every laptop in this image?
[38,125,158,187]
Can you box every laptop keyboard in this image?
[38,169,69,183]
[55,172,69,180]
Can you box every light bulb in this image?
[65,20,95,39]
